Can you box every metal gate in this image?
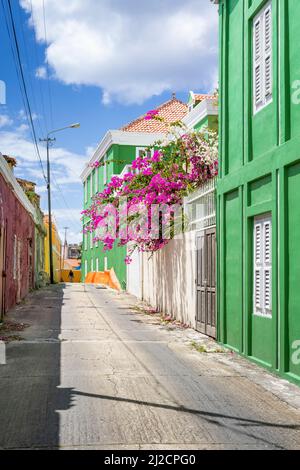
[196,228,216,338]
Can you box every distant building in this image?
[68,244,81,260]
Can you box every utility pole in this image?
[62,226,69,270]
[40,123,80,284]
[40,136,56,284]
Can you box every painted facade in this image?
[0,154,36,319]
[43,215,62,284]
[217,0,300,384]
[81,97,188,288]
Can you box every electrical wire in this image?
[29,0,49,134]
[2,0,47,183]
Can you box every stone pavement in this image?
[0,283,300,450]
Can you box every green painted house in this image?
[216,0,300,384]
[80,97,188,289]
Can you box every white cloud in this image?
[51,208,83,244]
[35,66,47,79]
[20,0,218,104]
[18,109,39,121]
[0,114,13,128]
[0,126,87,185]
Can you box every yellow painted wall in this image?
[43,216,62,283]
[61,269,81,283]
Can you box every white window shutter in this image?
[255,223,261,263]
[255,270,262,311]
[253,16,263,110]
[264,7,271,52]
[264,270,271,310]
[264,5,272,99]
[265,56,272,97]
[253,1,272,113]
[254,220,263,314]
[264,220,271,263]
[253,215,272,317]
[255,65,263,106]
[254,19,261,61]
[264,220,272,314]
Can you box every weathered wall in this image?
[61,269,81,283]
[0,173,35,314]
[141,231,196,328]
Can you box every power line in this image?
[2,0,47,183]
[15,1,46,138]
[50,172,82,233]
[29,0,49,133]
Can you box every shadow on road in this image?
[0,283,299,450]
[0,284,67,449]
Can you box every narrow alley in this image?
[0,283,300,450]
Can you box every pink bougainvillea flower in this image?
[152,150,162,163]
[83,123,218,262]
[144,110,159,120]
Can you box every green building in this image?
[216,0,300,384]
[80,96,188,289]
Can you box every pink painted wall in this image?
[0,173,35,314]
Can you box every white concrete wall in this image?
[141,231,197,328]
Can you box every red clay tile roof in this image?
[193,93,215,103]
[64,258,81,269]
[121,96,188,133]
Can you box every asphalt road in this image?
[0,283,300,450]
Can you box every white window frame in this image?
[253,213,272,318]
[136,147,153,160]
[84,180,88,204]
[95,167,99,193]
[103,154,108,185]
[90,231,93,249]
[91,258,94,273]
[96,258,99,272]
[84,260,88,276]
[104,256,108,271]
[90,173,93,199]
[253,1,272,114]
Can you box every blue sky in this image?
[0,0,218,243]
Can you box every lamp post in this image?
[40,123,80,284]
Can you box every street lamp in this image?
[40,123,80,284]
